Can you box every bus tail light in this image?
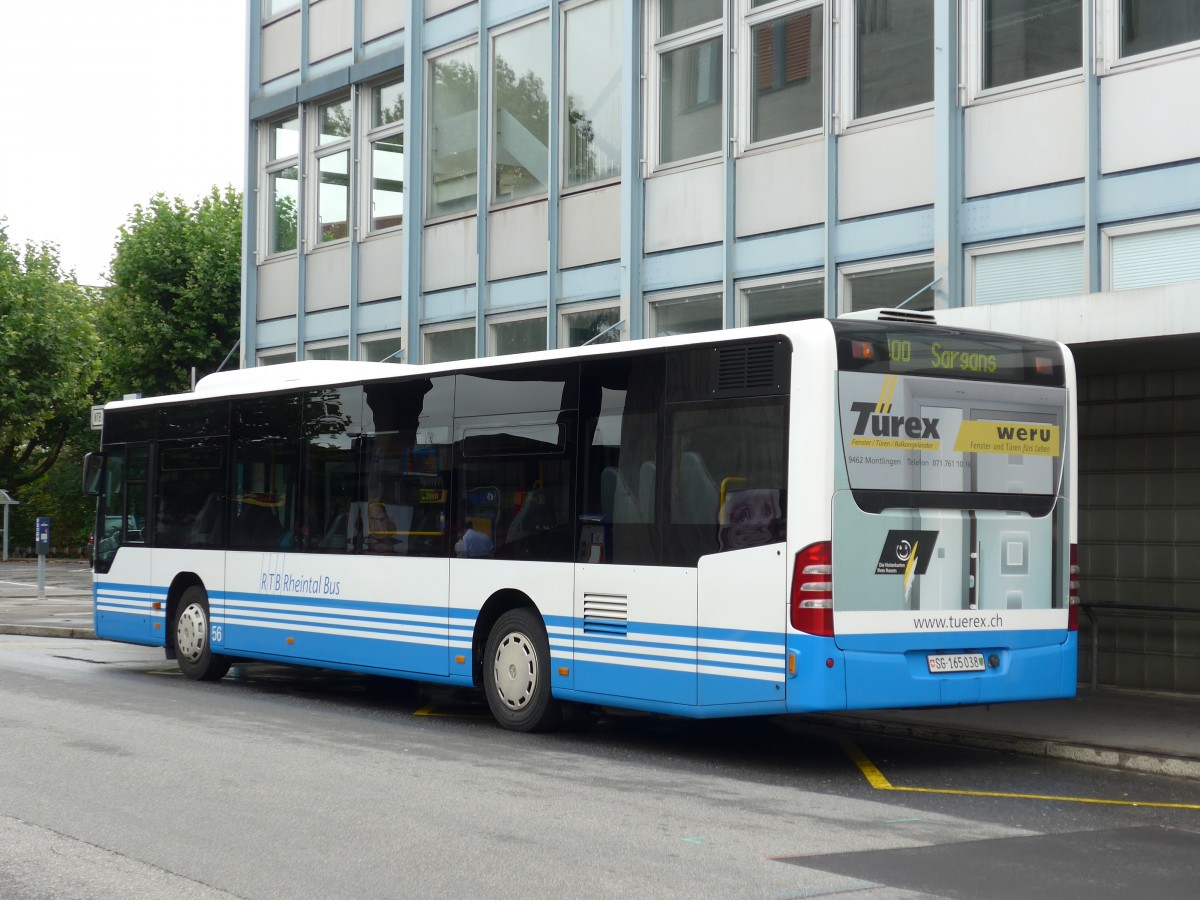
[1068,543,1080,631]
[792,542,833,636]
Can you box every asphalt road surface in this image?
[4,635,1200,899]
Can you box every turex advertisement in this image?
[837,371,1066,496]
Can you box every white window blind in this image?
[973,241,1084,305]
[1110,224,1200,291]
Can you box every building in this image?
[242,1,1200,693]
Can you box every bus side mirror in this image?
[83,452,106,497]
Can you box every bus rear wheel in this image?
[174,586,231,682]
[483,608,562,733]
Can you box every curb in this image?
[812,713,1200,783]
[0,625,96,640]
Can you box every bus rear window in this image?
[833,321,1064,386]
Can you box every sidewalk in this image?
[2,560,1197,780]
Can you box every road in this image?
[3,635,1200,899]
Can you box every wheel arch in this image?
[471,588,538,688]
[164,572,206,659]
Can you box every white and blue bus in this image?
[84,311,1078,731]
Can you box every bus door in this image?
[94,443,158,645]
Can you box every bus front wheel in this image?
[483,608,562,733]
[173,586,231,682]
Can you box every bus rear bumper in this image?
[785,631,1077,712]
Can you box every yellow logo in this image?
[953,421,1060,457]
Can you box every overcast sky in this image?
[0,1,246,285]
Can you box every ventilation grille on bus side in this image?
[583,595,628,636]
[713,342,783,397]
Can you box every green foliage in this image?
[0,223,99,493]
[99,186,242,399]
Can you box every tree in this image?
[0,223,99,493]
[99,186,242,399]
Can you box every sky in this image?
[0,1,246,285]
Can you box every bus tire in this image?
[483,608,562,733]
[173,585,231,682]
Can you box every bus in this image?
[84,310,1078,731]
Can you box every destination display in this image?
[833,322,1065,386]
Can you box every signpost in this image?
[36,516,50,600]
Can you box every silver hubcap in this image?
[176,602,207,662]
[492,631,537,711]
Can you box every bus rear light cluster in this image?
[1068,542,1081,632]
[791,541,834,637]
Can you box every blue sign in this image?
[36,517,50,546]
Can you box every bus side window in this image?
[230,395,300,552]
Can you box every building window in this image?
[264,116,299,255]
[739,275,824,325]
[840,259,935,313]
[1117,0,1200,59]
[427,44,479,219]
[969,236,1084,305]
[365,77,404,233]
[560,302,621,347]
[258,348,297,366]
[264,0,299,19]
[489,314,547,356]
[492,18,551,205]
[979,0,1081,92]
[306,341,350,361]
[564,0,622,188]
[648,288,723,337]
[361,331,405,362]
[1105,216,1200,292]
[746,0,824,146]
[312,96,352,243]
[424,324,476,363]
[851,0,933,121]
[652,1,723,167]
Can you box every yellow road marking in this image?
[843,741,1200,810]
[412,704,490,720]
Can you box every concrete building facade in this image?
[242,1,1200,692]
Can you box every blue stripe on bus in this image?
[92,580,1076,712]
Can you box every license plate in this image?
[927,652,986,674]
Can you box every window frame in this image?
[646,1,726,173]
[308,92,354,248]
[489,13,552,210]
[425,39,481,224]
[422,321,477,364]
[838,255,937,315]
[260,113,301,260]
[1099,0,1200,73]
[737,0,825,154]
[360,329,406,363]
[646,285,725,337]
[1101,213,1200,291]
[305,339,351,361]
[558,299,623,347]
[361,74,405,237]
[964,0,1084,104]
[258,348,298,366]
[965,233,1085,306]
[736,270,826,326]
[838,0,935,131]
[486,310,549,357]
[561,0,624,193]
[263,0,300,23]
